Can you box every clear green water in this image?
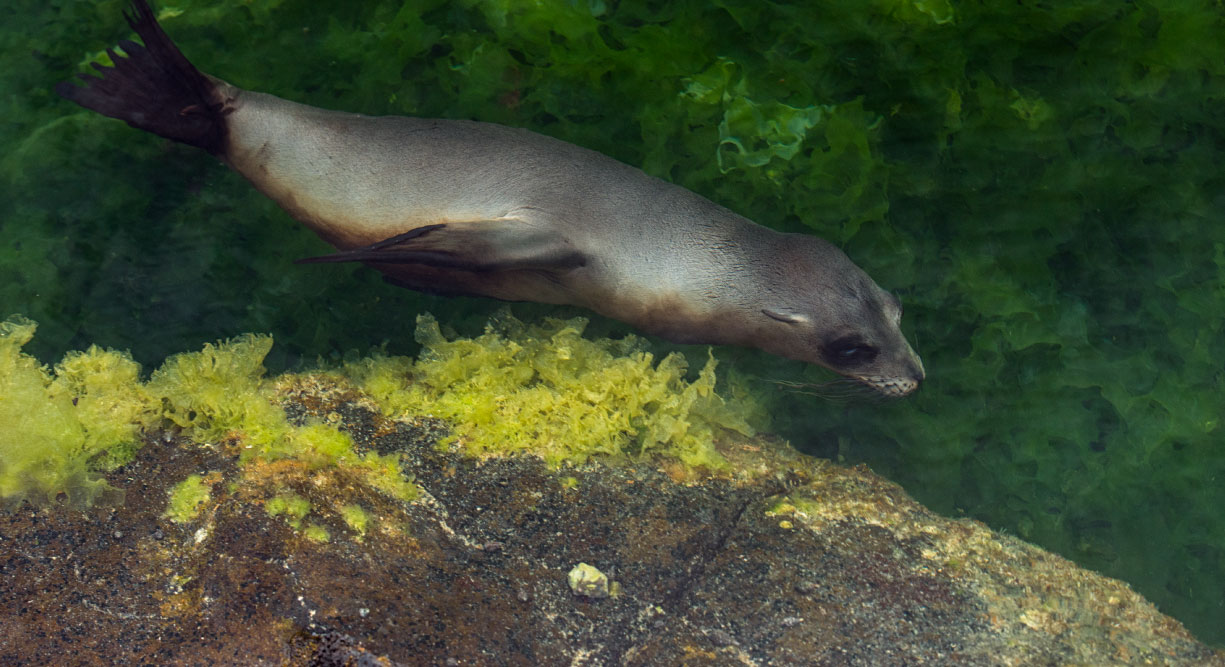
[2,0,1223,646]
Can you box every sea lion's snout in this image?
[836,294,925,397]
[818,329,925,398]
[760,236,926,397]
[855,352,925,397]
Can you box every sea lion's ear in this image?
[762,307,809,324]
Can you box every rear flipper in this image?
[55,0,227,155]
[296,222,588,273]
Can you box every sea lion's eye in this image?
[824,338,878,366]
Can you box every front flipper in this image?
[296,221,587,272]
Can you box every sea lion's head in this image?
[757,234,925,397]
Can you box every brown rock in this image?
[0,385,1219,666]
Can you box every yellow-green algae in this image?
[347,312,759,468]
[141,331,421,512]
[0,313,420,511]
[0,310,760,509]
[303,523,330,543]
[340,504,371,535]
[266,492,311,528]
[147,333,284,451]
[0,316,151,507]
[265,493,336,542]
[164,473,213,524]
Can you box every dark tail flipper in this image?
[55,0,226,155]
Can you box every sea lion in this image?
[56,0,925,397]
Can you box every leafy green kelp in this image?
[1,0,1223,644]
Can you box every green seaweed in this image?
[144,333,425,505]
[1,310,750,513]
[164,473,212,523]
[347,312,758,468]
[146,333,285,450]
[340,503,370,536]
[0,320,428,512]
[302,523,330,543]
[266,492,311,529]
[0,315,150,507]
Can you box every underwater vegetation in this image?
[164,473,213,524]
[0,315,423,521]
[0,316,142,507]
[347,312,756,469]
[1,0,1223,645]
[0,312,754,516]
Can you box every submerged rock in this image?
[0,373,1219,666]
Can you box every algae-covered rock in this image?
[0,316,1220,664]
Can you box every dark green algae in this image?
[2,0,1224,645]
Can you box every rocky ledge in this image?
[0,372,1219,666]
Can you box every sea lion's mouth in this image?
[771,375,919,401]
[857,375,922,398]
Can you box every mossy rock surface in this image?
[0,378,1218,665]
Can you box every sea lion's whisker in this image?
[771,378,877,402]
